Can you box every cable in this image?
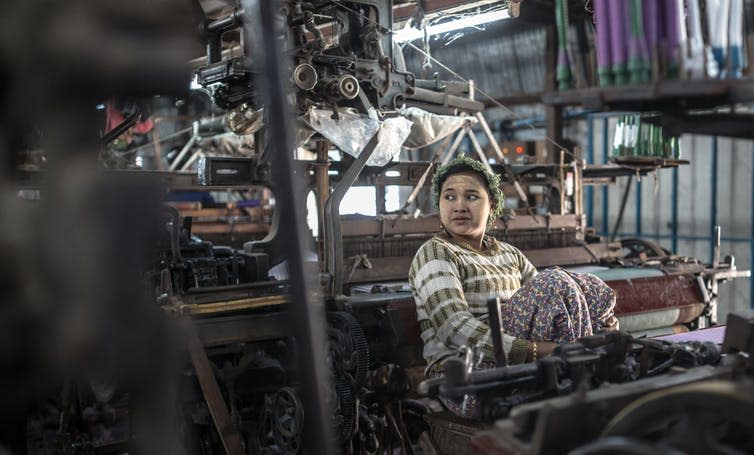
[403,41,576,160]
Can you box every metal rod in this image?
[750,141,754,309]
[315,140,330,239]
[609,232,752,243]
[710,136,719,264]
[407,86,485,112]
[169,123,199,171]
[244,1,336,452]
[486,297,508,367]
[601,118,610,236]
[586,115,594,228]
[440,127,468,165]
[611,176,633,242]
[636,173,642,237]
[475,112,505,163]
[672,165,679,253]
[207,8,244,33]
[324,134,381,297]
[467,129,495,174]
[714,225,721,267]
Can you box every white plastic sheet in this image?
[398,106,475,149]
[304,108,413,167]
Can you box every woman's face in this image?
[439,172,492,244]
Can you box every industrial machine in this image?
[15,1,754,454]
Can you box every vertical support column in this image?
[601,118,610,237]
[635,177,642,237]
[545,25,564,163]
[710,136,719,263]
[545,106,564,164]
[586,115,595,228]
[245,1,335,452]
[315,140,330,239]
[750,141,754,309]
[672,166,679,253]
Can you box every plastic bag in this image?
[398,106,475,149]
[304,108,413,167]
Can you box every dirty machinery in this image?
[24,1,752,454]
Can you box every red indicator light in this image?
[515,145,525,154]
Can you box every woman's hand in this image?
[535,341,559,358]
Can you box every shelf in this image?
[583,159,688,182]
[542,78,754,112]
[610,157,689,167]
[15,169,264,191]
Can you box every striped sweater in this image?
[408,233,538,369]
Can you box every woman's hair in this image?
[432,155,505,227]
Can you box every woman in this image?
[408,155,617,385]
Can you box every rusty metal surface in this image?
[193,312,289,347]
[340,214,581,238]
[183,318,245,455]
[522,243,622,268]
[424,411,491,455]
[471,365,731,455]
[346,256,414,284]
[170,294,289,316]
[608,273,705,315]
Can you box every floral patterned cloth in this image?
[501,267,618,343]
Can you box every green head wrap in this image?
[432,155,505,228]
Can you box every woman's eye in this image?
[467,195,478,200]
[444,194,454,200]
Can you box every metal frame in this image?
[243,1,335,452]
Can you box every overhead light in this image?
[393,8,510,43]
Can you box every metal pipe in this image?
[207,8,244,33]
[611,232,751,243]
[406,86,485,112]
[672,166,679,253]
[710,136,719,263]
[169,122,199,171]
[635,174,642,237]
[315,140,330,239]
[486,297,508,367]
[586,115,594,227]
[601,118,609,236]
[750,141,754,308]
[243,1,335,452]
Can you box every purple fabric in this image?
[663,0,680,64]
[643,0,659,47]
[595,0,612,68]
[608,0,627,65]
[501,268,618,343]
[656,326,726,344]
